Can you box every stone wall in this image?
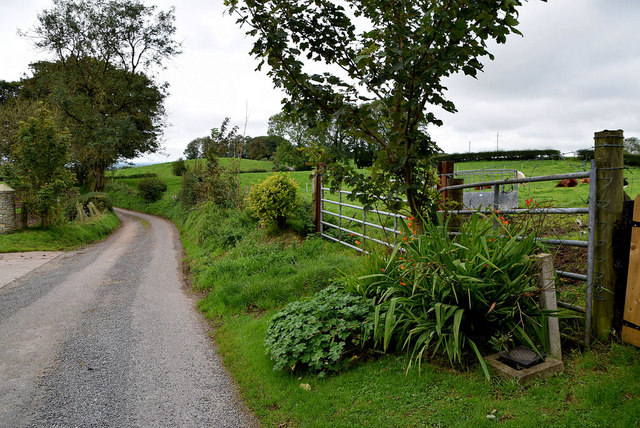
[0,184,17,234]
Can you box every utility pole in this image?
[496,131,500,151]
[468,141,471,153]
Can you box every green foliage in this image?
[264,285,373,377]
[178,165,205,206]
[172,157,187,176]
[247,135,285,160]
[249,173,301,229]
[184,137,208,160]
[341,213,550,379]
[273,139,311,171]
[188,201,253,250]
[624,137,640,154]
[577,149,640,167]
[227,0,533,223]
[138,177,167,202]
[436,149,561,163]
[24,0,180,191]
[65,192,113,221]
[0,212,119,252]
[113,172,157,179]
[8,105,75,227]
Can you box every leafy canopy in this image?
[8,105,75,227]
[23,0,180,190]
[226,0,541,221]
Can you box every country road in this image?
[0,208,256,427]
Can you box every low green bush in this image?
[138,177,167,202]
[249,173,301,229]
[65,192,113,221]
[264,285,373,377]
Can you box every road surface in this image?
[0,208,256,427]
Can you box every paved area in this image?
[0,252,64,289]
[0,208,257,427]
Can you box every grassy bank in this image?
[0,212,120,253]
[106,163,640,427]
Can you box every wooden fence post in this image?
[448,178,464,232]
[312,171,322,233]
[533,253,562,360]
[593,130,625,341]
[437,161,454,200]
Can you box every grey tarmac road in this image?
[0,208,257,427]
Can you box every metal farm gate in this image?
[313,130,629,346]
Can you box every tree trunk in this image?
[90,167,106,192]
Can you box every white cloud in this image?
[2,0,639,162]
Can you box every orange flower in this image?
[400,265,405,270]
[381,268,385,272]
[355,240,360,245]
[350,233,354,237]
[400,282,406,286]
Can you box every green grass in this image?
[0,212,120,252]
[218,315,640,427]
[105,160,640,427]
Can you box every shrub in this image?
[65,192,113,221]
[248,173,301,229]
[138,178,167,202]
[172,157,187,176]
[178,163,205,206]
[264,285,373,377]
[340,212,551,379]
[114,172,157,179]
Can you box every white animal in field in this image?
[515,170,526,187]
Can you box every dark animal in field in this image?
[556,178,578,188]
[580,177,590,184]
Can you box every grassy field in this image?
[0,212,119,253]
[104,160,640,428]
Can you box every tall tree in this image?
[226,0,540,223]
[184,137,210,160]
[21,59,166,191]
[25,0,180,190]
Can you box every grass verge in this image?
[106,166,640,427]
[0,212,120,253]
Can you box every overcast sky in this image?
[2,0,639,163]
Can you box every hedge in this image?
[435,149,561,163]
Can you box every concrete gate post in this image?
[0,184,17,234]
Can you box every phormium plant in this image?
[340,212,551,379]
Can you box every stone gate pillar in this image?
[0,183,17,234]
